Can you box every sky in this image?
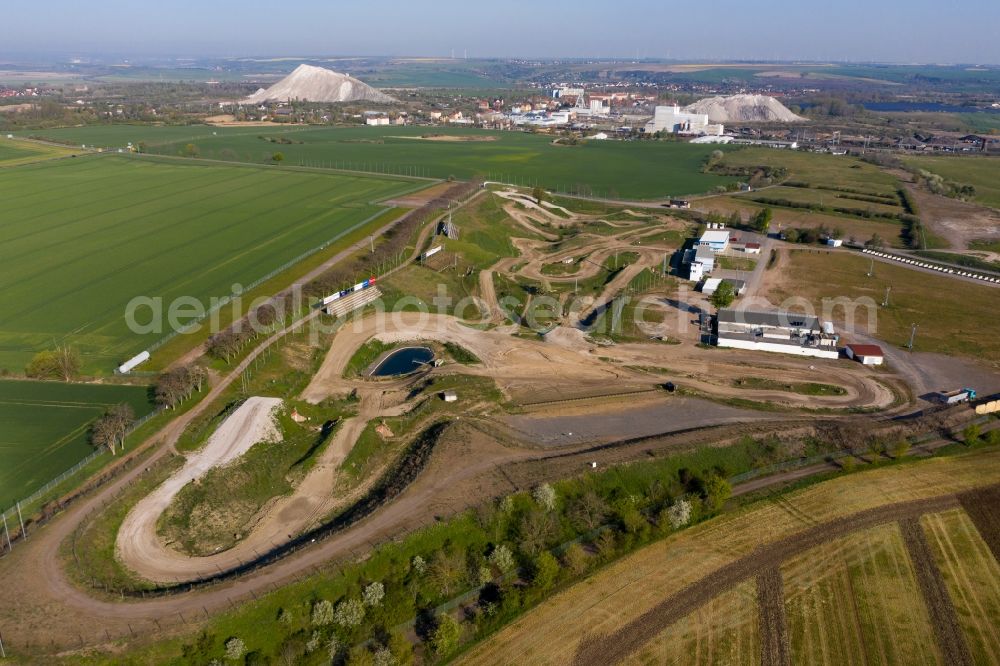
[2,0,999,64]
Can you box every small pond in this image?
[369,346,434,377]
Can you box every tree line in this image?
[308,178,483,299]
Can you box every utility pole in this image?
[15,502,25,540]
[907,323,918,350]
[882,285,891,307]
[2,512,10,551]
[370,235,375,254]
[867,258,874,277]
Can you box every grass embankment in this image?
[344,340,397,378]
[342,375,502,484]
[913,249,1000,273]
[732,376,847,397]
[443,342,481,365]
[767,249,1000,364]
[969,238,1000,253]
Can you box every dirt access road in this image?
[103,311,889,577]
[0,186,926,656]
[0,309,906,654]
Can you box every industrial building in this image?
[683,224,731,281]
[715,309,839,359]
[699,225,731,252]
[845,343,884,365]
[701,278,747,296]
[685,245,716,281]
[645,105,724,136]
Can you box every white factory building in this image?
[715,309,839,359]
[684,223,731,281]
[645,105,724,136]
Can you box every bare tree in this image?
[89,403,135,455]
[89,416,116,455]
[428,550,466,596]
[155,364,208,408]
[569,491,608,532]
[518,509,556,556]
[207,330,241,363]
[26,345,81,380]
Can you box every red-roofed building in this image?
[845,344,884,365]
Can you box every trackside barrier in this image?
[859,247,999,284]
[975,400,1000,415]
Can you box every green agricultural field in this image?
[0,137,76,166]
[19,124,265,149]
[0,140,41,163]
[26,125,735,199]
[0,379,154,507]
[0,155,412,372]
[718,147,900,195]
[742,185,901,215]
[902,155,1000,209]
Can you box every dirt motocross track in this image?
[0,189,950,659]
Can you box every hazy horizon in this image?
[3,0,1000,65]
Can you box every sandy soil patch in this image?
[203,114,290,127]
[905,184,1000,250]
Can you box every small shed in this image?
[845,344,884,365]
[701,277,723,295]
[441,390,458,402]
[743,242,762,254]
[826,238,844,247]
